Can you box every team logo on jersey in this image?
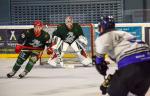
[29,39,42,47]
[64,32,75,43]
[21,33,25,38]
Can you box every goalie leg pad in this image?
[61,42,69,56]
[70,41,81,52]
[49,36,63,67]
[71,40,92,66]
[48,52,58,67]
[48,42,69,67]
[81,57,92,66]
[72,39,88,58]
[52,36,63,50]
[78,35,88,46]
[48,56,58,67]
[71,41,83,59]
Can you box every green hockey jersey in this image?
[18,28,50,49]
[53,23,84,44]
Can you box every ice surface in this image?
[0,58,149,96]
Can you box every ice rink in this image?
[0,58,150,96]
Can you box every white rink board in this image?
[0,58,149,96]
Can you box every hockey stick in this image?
[21,50,43,52]
[15,44,44,54]
[20,45,44,50]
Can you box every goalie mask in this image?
[98,16,115,33]
[65,16,73,30]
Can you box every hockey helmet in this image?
[33,20,43,27]
[98,16,115,32]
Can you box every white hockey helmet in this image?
[65,16,73,24]
[65,16,73,30]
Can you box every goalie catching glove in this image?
[51,36,63,50]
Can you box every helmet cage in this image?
[98,16,115,32]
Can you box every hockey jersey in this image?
[18,28,50,49]
[95,30,150,69]
[53,23,84,45]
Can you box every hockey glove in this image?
[47,47,53,55]
[15,44,23,53]
[96,61,108,76]
[100,84,107,95]
[100,74,113,95]
[47,41,56,55]
[95,56,108,76]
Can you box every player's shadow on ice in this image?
[0,75,85,79]
[34,64,93,69]
[24,75,85,79]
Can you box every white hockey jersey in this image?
[95,30,150,68]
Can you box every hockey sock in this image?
[12,51,30,72]
[13,57,26,72]
[25,61,35,72]
[25,55,38,72]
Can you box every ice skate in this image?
[59,61,64,68]
[7,71,16,78]
[48,57,58,67]
[81,57,92,67]
[18,71,28,78]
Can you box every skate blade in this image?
[63,65,75,69]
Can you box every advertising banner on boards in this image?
[95,26,142,40]
[116,26,142,40]
[0,29,25,53]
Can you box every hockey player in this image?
[7,20,50,78]
[48,16,92,67]
[95,16,150,96]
